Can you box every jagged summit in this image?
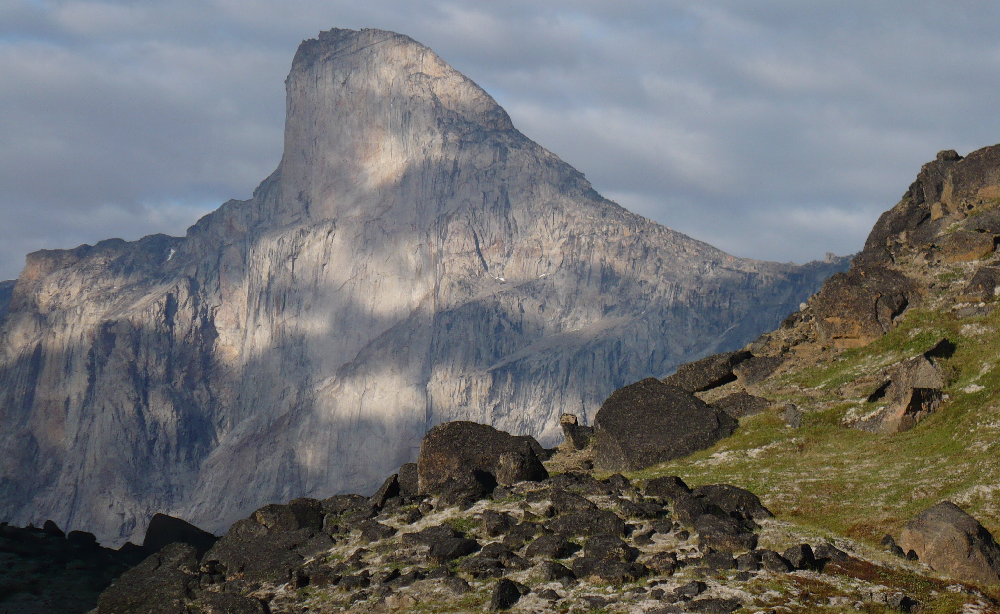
[0,28,845,545]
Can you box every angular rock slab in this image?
[417,421,547,496]
[900,501,1000,585]
[142,513,218,559]
[857,354,944,434]
[663,350,751,393]
[592,378,738,471]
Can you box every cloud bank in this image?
[2,1,999,279]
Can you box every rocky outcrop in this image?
[0,27,847,544]
[0,520,144,614]
[899,501,1000,585]
[592,378,738,471]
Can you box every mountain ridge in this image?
[0,27,847,545]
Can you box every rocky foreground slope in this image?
[27,144,997,614]
[0,27,846,545]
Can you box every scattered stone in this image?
[396,463,419,498]
[703,550,735,570]
[546,509,626,537]
[489,578,522,611]
[758,549,793,572]
[782,544,816,570]
[584,534,639,563]
[532,560,575,582]
[593,378,738,472]
[444,575,472,595]
[358,520,397,543]
[663,350,752,392]
[712,392,771,418]
[198,593,269,614]
[674,580,707,598]
[560,413,594,450]
[814,542,848,564]
[428,537,481,563]
[899,501,1000,585]
[688,597,743,613]
[695,514,758,553]
[644,551,678,575]
[535,588,562,601]
[736,552,759,571]
[525,533,576,559]
[368,475,401,509]
[645,476,692,502]
[733,355,785,386]
[690,484,774,522]
[783,404,803,428]
[482,510,517,537]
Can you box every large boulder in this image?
[899,501,1000,585]
[417,421,548,497]
[142,513,218,559]
[592,378,738,472]
[812,265,919,349]
[856,354,944,434]
[663,351,752,393]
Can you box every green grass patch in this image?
[631,306,1000,548]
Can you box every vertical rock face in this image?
[0,28,847,544]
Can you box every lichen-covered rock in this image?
[812,265,919,349]
[663,351,752,392]
[711,392,771,418]
[856,354,944,434]
[417,421,548,498]
[960,266,1000,302]
[592,378,738,471]
[900,501,1000,585]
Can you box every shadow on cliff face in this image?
[0,30,851,545]
[0,241,844,545]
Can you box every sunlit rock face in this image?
[0,28,847,544]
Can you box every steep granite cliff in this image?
[0,28,847,544]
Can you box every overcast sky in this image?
[2,1,999,280]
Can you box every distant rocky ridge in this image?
[0,27,847,545]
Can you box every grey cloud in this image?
[2,1,1000,279]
